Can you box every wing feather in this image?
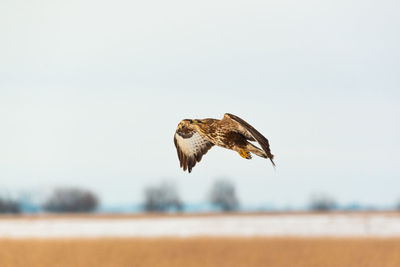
[224,113,275,166]
[174,126,214,173]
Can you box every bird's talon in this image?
[239,149,252,159]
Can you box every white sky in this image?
[1,0,399,207]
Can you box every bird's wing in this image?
[223,113,275,166]
[174,124,214,173]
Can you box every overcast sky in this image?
[1,0,399,208]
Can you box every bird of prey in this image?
[174,113,275,173]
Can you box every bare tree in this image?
[209,179,239,212]
[309,193,336,211]
[43,187,99,213]
[144,182,183,212]
[0,197,20,214]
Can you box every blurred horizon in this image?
[1,0,399,211]
[1,180,399,214]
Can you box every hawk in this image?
[174,113,275,173]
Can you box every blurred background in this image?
[1,0,399,215]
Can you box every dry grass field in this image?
[0,238,400,267]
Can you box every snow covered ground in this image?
[1,213,400,238]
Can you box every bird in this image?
[174,113,275,173]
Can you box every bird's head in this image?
[178,119,204,132]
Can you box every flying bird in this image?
[174,113,275,173]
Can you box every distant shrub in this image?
[309,193,336,211]
[0,197,20,214]
[43,187,99,213]
[143,182,183,212]
[209,179,239,212]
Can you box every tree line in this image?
[1,180,399,214]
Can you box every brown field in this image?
[0,238,400,267]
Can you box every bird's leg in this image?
[238,148,252,159]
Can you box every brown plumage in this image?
[174,113,275,173]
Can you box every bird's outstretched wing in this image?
[174,122,214,173]
[223,113,275,166]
